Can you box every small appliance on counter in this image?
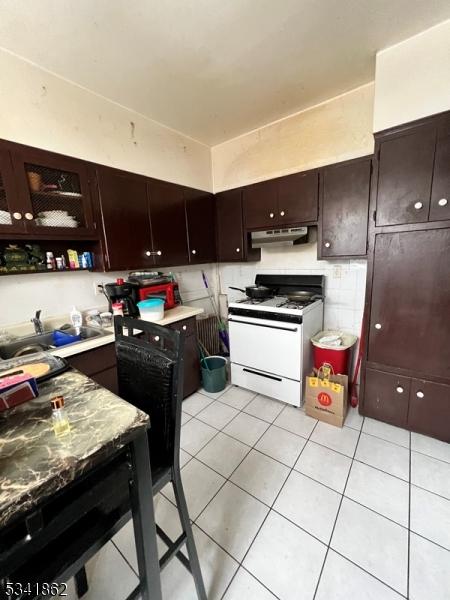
[127,271,182,310]
[104,278,140,317]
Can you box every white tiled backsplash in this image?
[0,265,218,328]
[218,238,367,338]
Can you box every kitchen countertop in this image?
[0,369,149,529]
[3,305,205,360]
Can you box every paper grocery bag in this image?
[305,369,348,427]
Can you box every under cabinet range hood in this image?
[251,227,309,248]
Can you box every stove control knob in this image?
[375,323,382,330]
[236,247,240,253]
[396,386,404,394]
[324,242,331,248]
[416,390,424,399]
[414,201,423,210]
[269,212,274,218]
[438,198,448,207]
[280,210,285,216]
[191,249,197,255]
[13,212,22,220]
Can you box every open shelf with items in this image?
[0,238,103,276]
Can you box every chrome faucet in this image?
[31,310,44,335]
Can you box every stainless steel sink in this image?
[0,327,109,359]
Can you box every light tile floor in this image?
[66,386,450,600]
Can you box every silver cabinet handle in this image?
[324,242,331,248]
[396,386,404,394]
[182,325,187,331]
[236,247,240,253]
[13,212,22,220]
[269,212,275,218]
[414,201,423,210]
[145,250,151,256]
[280,210,285,216]
[438,198,448,207]
[416,390,424,399]
[375,323,382,330]
[157,250,162,256]
[24,212,34,220]
[154,335,160,342]
[191,249,197,255]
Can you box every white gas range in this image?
[228,274,324,407]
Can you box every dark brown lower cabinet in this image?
[408,379,450,442]
[66,343,118,395]
[364,368,410,427]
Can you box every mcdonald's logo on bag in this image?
[318,392,332,407]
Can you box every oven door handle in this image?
[243,368,283,382]
[228,318,298,333]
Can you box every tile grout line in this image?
[312,423,364,600]
[219,415,321,599]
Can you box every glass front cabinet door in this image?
[11,148,96,236]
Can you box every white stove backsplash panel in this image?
[219,244,367,338]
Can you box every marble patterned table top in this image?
[0,369,149,529]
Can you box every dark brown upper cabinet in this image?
[215,189,261,263]
[319,156,372,259]
[277,170,318,225]
[96,166,154,271]
[430,117,450,221]
[374,113,450,228]
[367,228,450,381]
[147,179,189,267]
[0,147,24,235]
[184,187,216,264]
[10,146,97,237]
[243,179,278,229]
[243,171,318,230]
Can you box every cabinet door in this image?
[277,171,318,225]
[11,148,96,236]
[147,180,189,267]
[408,378,450,442]
[368,229,450,379]
[320,157,371,258]
[363,368,410,427]
[0,148,25,234]
[429,118,450,222]
[375,125,436,226]
[243,179,278,229]
[216,189,245,261]
[184,187,216,264]
[97,167,154,271]
[181,332,201,398]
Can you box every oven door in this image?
[228,314,302,380]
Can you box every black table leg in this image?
[129,432,162,600]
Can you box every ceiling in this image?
[0,1,449,145]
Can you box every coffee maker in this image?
[104,278,139,317]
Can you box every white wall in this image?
[212,83,374,192]
[374,19,450,132]
[0,264,218,329]
[0,48,212,191]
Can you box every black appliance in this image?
[104,279,139,317]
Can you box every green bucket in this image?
[201,356,227,393]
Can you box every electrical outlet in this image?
[93,281,104,296]
[333,265,342,279]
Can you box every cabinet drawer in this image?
[168,317,196,337]
[363,368,410,427]
[408,378,450,442]
[67,343,116,376]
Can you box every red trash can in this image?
[311,331,357,375]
